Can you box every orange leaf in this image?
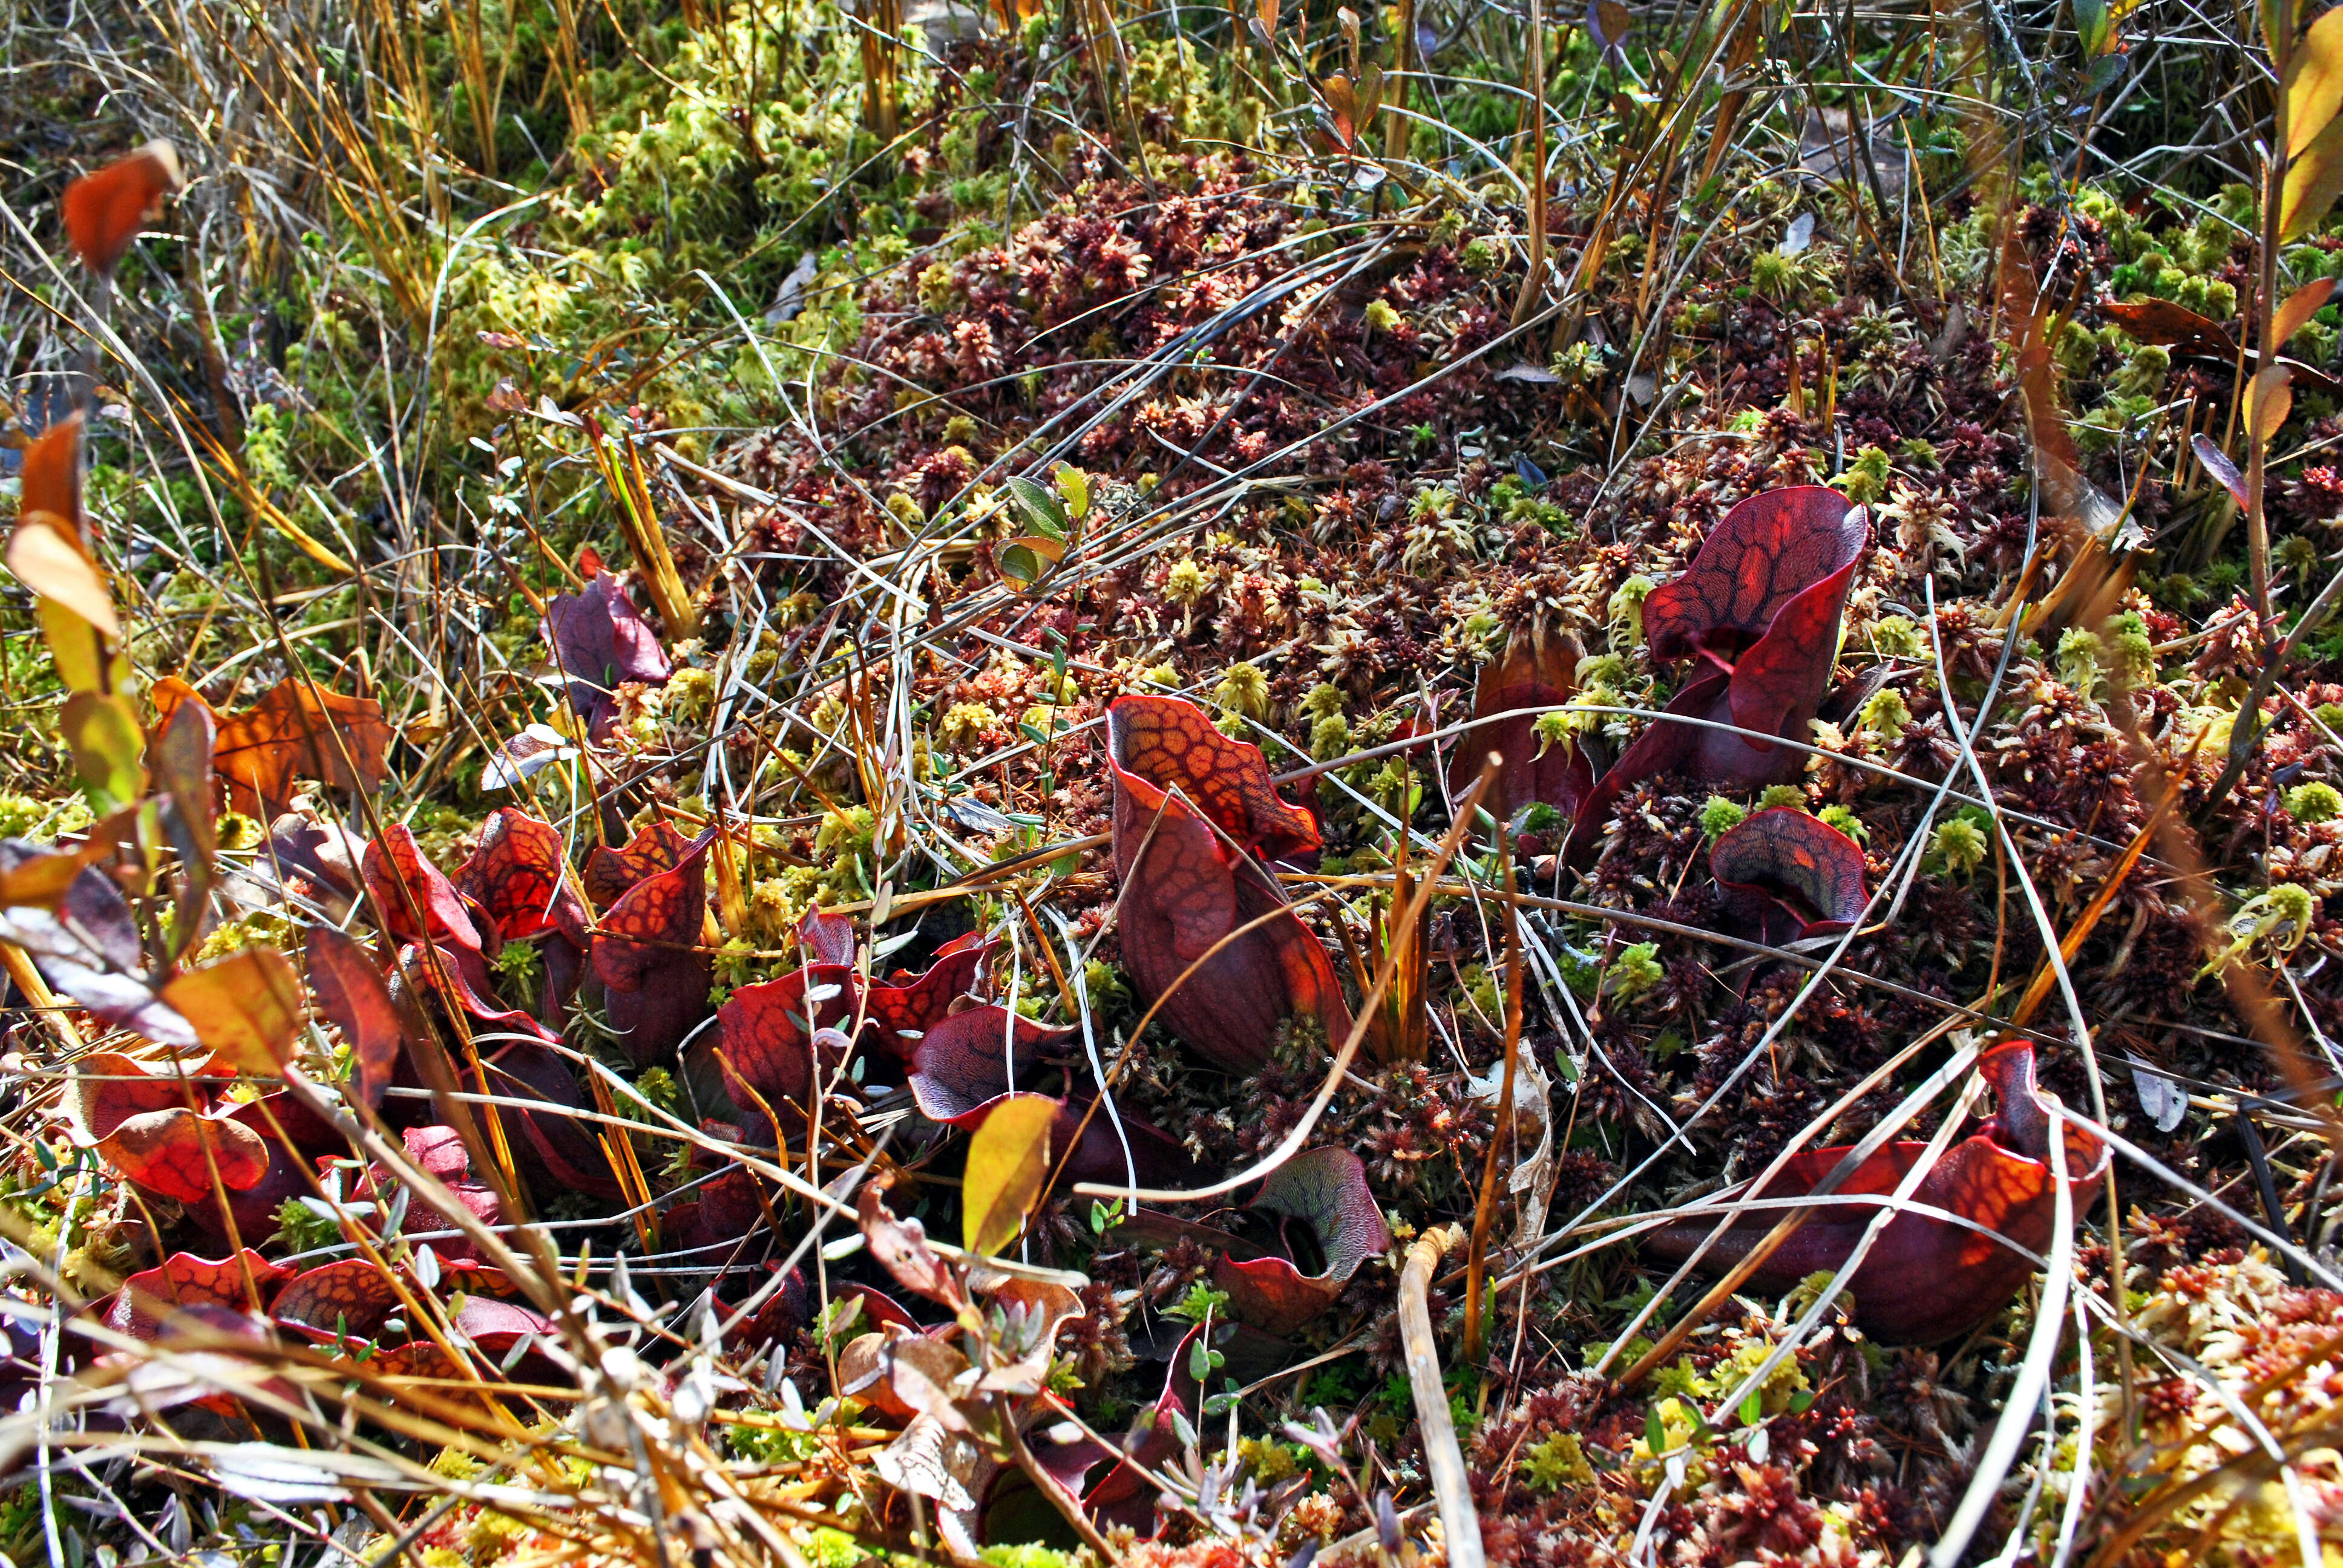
[62,142,182,275]
[164,947,307,1077]
[2275,277,2338,348]
[156,676,394,818]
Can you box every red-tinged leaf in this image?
[2,866,194,1045]
[801,905,859,968]
[2275,278,2338,348]
[582,820,694,906]
[1447,623,1590,828]
[62,141,180,274]
[1213,1148,1392,1334]
[358,1125,504,1235]
[165,947,307,1077]
[717,963,859,1109]
[449,1295,555,1354]
[458,808,591,947]
[269,1259,404,1342]
[365,825,485,955]
[906,1005,1075,1120]
[2099,298,2240,360]
[962,1093,1058,1255]
[19,417,80,532]
[62,1051,272,1205]
[590,835,709,991]
[542,572,671,735]
[153,676,395,820]
[1587,0,1633,50]
[104,1249,287,1342]
[306,926,402,1112]
[1640,1042,2110,1342]
[0,835,110,909]
[1106,695,1349,1072]
[1709,808,1870,946]
[859,1179,970,1310]
[477,1039,623,1200]
[180,1092,339,1250]
[2194,434,2249,506]
[865,932,1000,1059]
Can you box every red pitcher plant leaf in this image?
[542,571,672,735]
[1640,1042,2110,1342]
[1642,486,1869,779]
[62,142,181,275]
[1105,694,1349,1071]
[591,831,714,1066]
[800,905,860,969]
[582,820,695,906]
[908,1005,1196,1186]
[718,962,858,1111]
[305,926,403,1112]
[459,808,592,948]
[65,1051,271,1206]
[269,1258,405,1344]
[356,1125,505,1237]
[364,825,488,961]
[476,1039,624,1200]
[102,1249,289,1342]
[154,676,394,821]
[865,930,1001,1060]
[1447,621,1591,829]
[1212,1147,1393,1335]
[1709,807,1871,947]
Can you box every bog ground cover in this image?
[2,0,2343,1564]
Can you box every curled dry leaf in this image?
[541,571,672,734]
[154,676,395,820]
[1640,1042,2110,1342]
[61,141,182,273]
[1106,694,1350,1071]
[1709,807,1870,947]
[65,1051,270,1206]
[858,1178,970,1312]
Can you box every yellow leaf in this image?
[2282,113,2343,240]
[2290,7,2343,158]
[60,691,145,808]
[2249,363,2295,446]
[8,515,119,640]
[164,947,307,1076]
[962,1093,1058,1256]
